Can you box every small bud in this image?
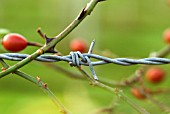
[37,49,44,55]
[114,88,119,94]
[60,110,67,114]
[1,67,6,71]
[36,76,41,82]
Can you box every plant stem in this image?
[27,42,43,47]
[0,59,71,114]
[15,71,71,114]
[0,0,102,78]
[95,81,150,114]
[147,96,170,113]
[155,45,170,57]
[77,68,150,114]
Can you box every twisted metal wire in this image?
[1,40,170,80]
[1,52,170,65]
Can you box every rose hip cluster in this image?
[131,67,165,99]
[131,28,170,100]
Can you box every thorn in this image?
[37,28,58,53]
[12,72,15,74]
[78,8,86,20]
[89,81,93,85]
[43,83,48,89]
[45,35,58,53]
[69,62,74,67]
[98,0,106,2]
[45,34,54,44]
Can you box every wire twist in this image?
[1,40,170,80]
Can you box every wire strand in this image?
[1,41,170,80]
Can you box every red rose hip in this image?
[145,67,165,84]
[2,33,28,52]
[131,88,150,99]
[163,29,170,44]
[70,39,87,53]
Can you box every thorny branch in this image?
[0,0,103,77]
[0,0,104,114]
[1,0,169,114]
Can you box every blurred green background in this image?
[0,0,170,114]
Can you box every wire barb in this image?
[68,40,98,80]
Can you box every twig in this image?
[75,40,150,114]
[37,27,46,39]
[77,64,149,114]
[0,0,103,77]
[94,98,119,114]
[0,59,71,114]
[147,96,170,113]
[27,42,44,47]
[96,82,150,114]
[133,86,170,113]
[44,62,129,87]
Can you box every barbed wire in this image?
[1,40,170,80]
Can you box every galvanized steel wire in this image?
[1,53,170,66]
[1,40,170,80]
